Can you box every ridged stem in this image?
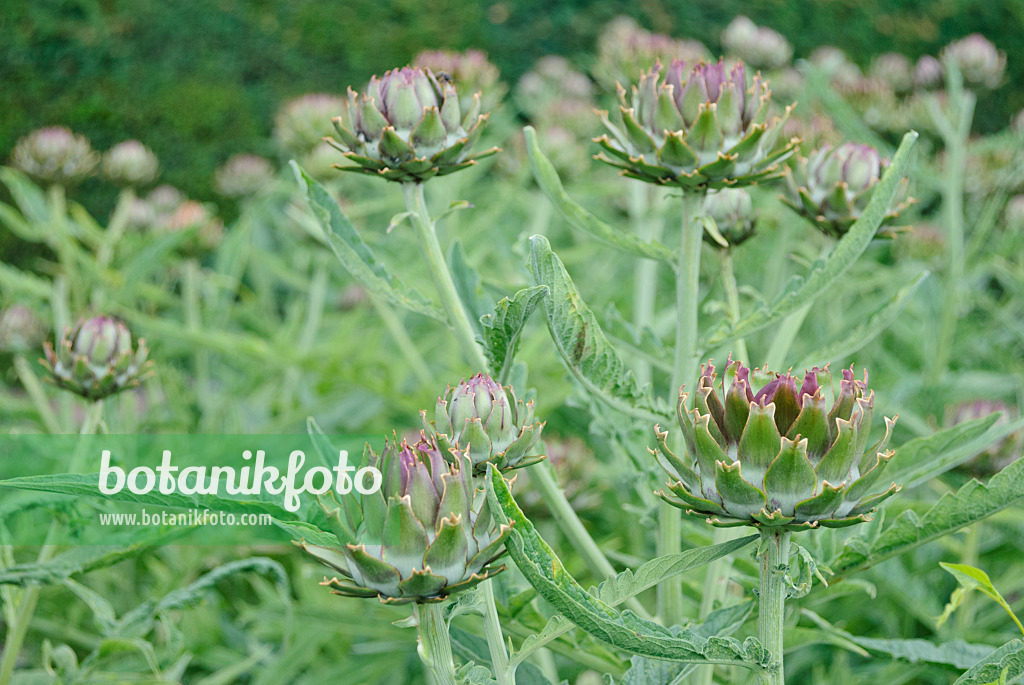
[403,182,489,372]
[0,400,103,685]
[480,579,513,685]
[758,529,791,685]
[415,602,458,685]
[660,193,703,626]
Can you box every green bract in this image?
[703,187,757,247]
[424,373,544,474]
[781,142,913,238]
[595,58,797,190]
[42,316,151,401]
[327,66,497,183]
[304,434,511,605]
[653,359,900,531]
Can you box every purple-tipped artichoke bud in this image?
[721,16,793,69]
[413,49,506,113]
[1005,195,1024,232]
[10,127,99,185]
[42,316,151,401]
[326,65,497,183]
[424,373,545,474]
[594,16,708,92]
[102,140,159,186]
[914,55,943,90]
[702,188,757,247]
[214,154,274,198]
[595,58,797,191]
[157,201,224,252]
[870,53,914,93]
[782,142,913,238]
[303,433,512,604]
[653,358,900,531]
[274,94,347,157]
[941,34,1006,89]
[0,305,47,353]
[146,185,185,216]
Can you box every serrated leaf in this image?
[523,127,675,265]
[705,130,919,347]
[487,466,769,672]
[954,640,1024,685]
[480,285,548,384]
[887,415,1024,491]
[830,458,1024,581]
[292,162,444,322]
[529,235,670,423]
[449,627,552,685]
[796,270,929,369]
[938,563,1024,635]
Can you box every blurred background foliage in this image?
[2,0,1022,208]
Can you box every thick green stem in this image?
[0,400,103,685]
[720,249,749,365]
[480,579,513,685]
[415,602,458,685]
[758,529,791,685]
[660,193,702,626]
[403,182,489,372]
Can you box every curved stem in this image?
[758,529,791,685]
[480,579,513,685]
[660,193,703,626]
[720,249,749,365]
[403,182,489,372]
[415,602,458,685]
[0,400,103,685]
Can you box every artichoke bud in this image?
[782,142,913,238]
[596,57,796,190]
[654,358,900,531]
[304,432,513,605]
[0,305,47,353]
[425,373,545,474]
[11,127,99,186]
[102,140,159,186]
[42,316,151,401]
[325,66,497,184]
[702,187,757,247]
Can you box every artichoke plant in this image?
[42,316,151,401]
[102,140,159,186]
[781,142,912,238]
[424,373,544,473]
[304,434,511,604]
[702,187,757,247]
[595,58,797,190]
[653,359,900,531]
[10,127,99,185]
[327,66,497,183]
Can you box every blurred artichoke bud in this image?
[596,58,797,190]
[159,201,224,251]
[10,127,99,185]
[413,49,506,113]
[702,188,757,247]
[870,53,913,93]
[274,94,347,157]
[782,142,912,238]
[721,16,793,69]
[42,316,151,401]
[146,184,185,216]
[0,305,47,353]
[654,359,900,530]
[947,400,1022,477]
[913,55,943,90]
[425,373,544,473]
[941,34,1006,89]
[214,154,274,198]
[102,140,159,186]
[594,16,708,92]
[1005,195,1024,232]
[304,433,511,604]
[327,66,497,183]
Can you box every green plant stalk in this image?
[660,193,702,626]
[403,182,490,372]
[764,303,812,371]
[720,249,750,365]
[415,602,458,685]
[0,400,103,685]
[369,293,434,388]
[630,184,660,387]
[182,259,211,425]
[758,529,791,685]
[95,188,135,272]
[13,355,61,434]
[480,579,514,685]
[930,92,974,383]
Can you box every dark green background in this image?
[2,0,1022,201]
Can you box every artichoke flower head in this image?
[42,316,151,401]
[305,433,511,605]
[654,358,900,531]
[596,58,797,190]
